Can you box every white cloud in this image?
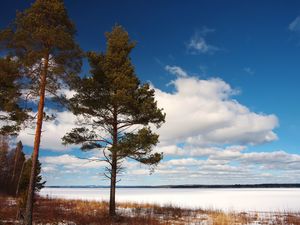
[40,154,108,185]
[241,151,300,169]
[41,154,105,170]
[155,144,245,157]
[20,66,278,151]
[39,146,300,185]
[156,145,300,174]
[289,16,300,32]
[18,109,78,151]
[187,29,219,54]
[141,148,300,184]
[156,66,278,147]
[41,165,57,173]
[20,64,295,185]
[165,65,188,77]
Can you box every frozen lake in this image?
[40,187,300,212]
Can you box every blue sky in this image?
[1,0,300,185]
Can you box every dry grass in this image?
[0,195,162,225]
[0,195,18,223]
[0,195,300,225]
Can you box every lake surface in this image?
[40,187,300,212]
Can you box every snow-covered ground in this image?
[40,188,300,212]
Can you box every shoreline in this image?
[45,183,300,189]
[1,195,300,225]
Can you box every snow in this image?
[40,188,300,212]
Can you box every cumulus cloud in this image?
[39,146,300,185]
[40,154,105,172]
[19,65,278,153]
[139,147,300,184]
[18,109,78,151]
[21,64,295,185]
[39,154,107,185]
[155,66,278,147]
[187,28,219,54]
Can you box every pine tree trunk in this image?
[16,159,25,196]
[11,146,19,185]
[109,154,117,217]
[109,110,118,217]
[11,143,22,192]
[24,54,49,225]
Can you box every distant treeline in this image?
[46,183,300,189]
[159,184,300,188]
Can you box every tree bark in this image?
[11,145,20,186]
[11,142,22,191]
[109,109,118,217]
[24,54,49,225]
[109,152,117,217]
[16,159,25,196]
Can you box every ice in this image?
[40,188,300,212]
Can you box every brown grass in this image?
[0,195,300,225]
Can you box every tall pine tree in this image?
[0,1,82,224]
[63,25,165,217]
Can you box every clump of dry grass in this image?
[286,213,300,224]
[33,197,163,225]
[0,195,18,223]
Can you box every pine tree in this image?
[15,156,45,220]
[10,141,26,195]
[0,1,82,224]
[0,57,28,136]
[18,157,46,209]
[63,25,165,217]
[0,138,27,196]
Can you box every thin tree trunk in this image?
[109,154,117,217]
[24,54,49,225]
[16,159,25,196]
[109,110,118,217]
[11,142,22,192]
[15,159,25,220]
[11,146,19,185]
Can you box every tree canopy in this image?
[0,0,82,102]
[0,57,29,135]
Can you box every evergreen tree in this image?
[0,137,45,199]
[0,1,82,224]
[63,25,165,217]
[10,141,26,195]
[18,157,46,210]
[0,57,29,136]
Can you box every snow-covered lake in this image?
[40,187,300,212]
